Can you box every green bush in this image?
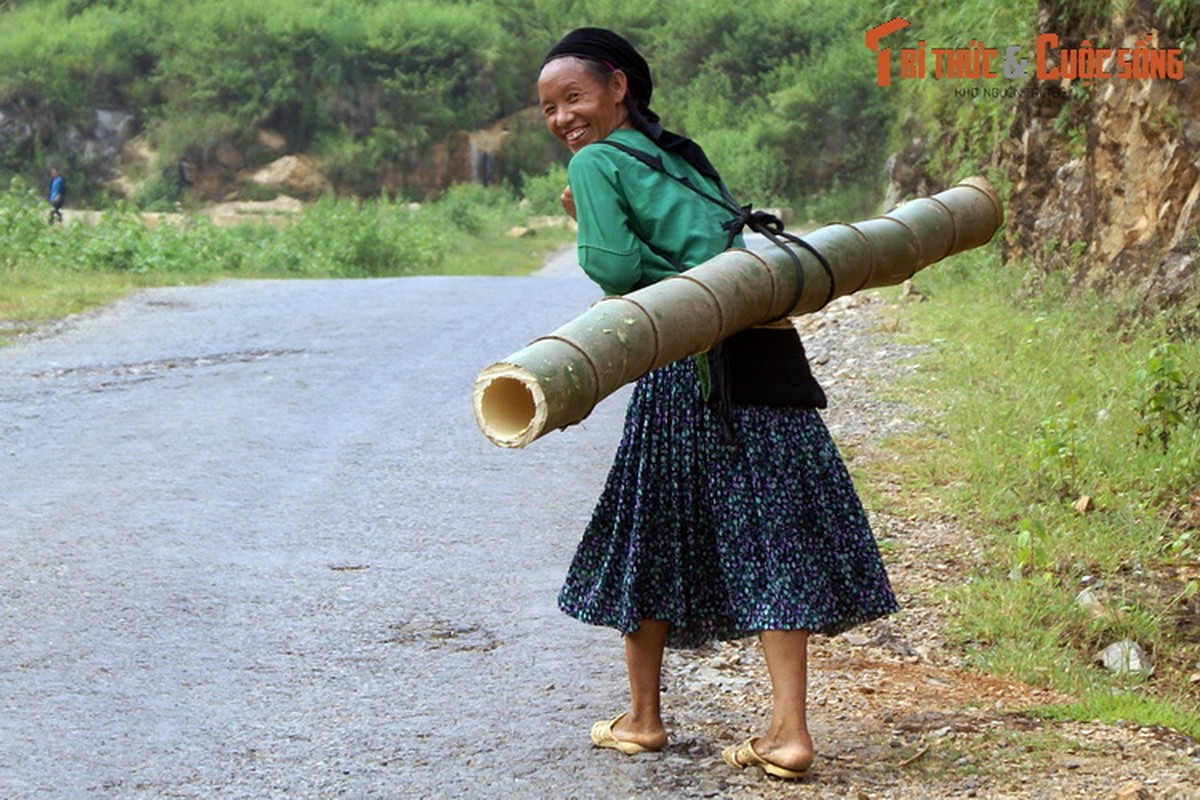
[247,196,450,277]
[0,181,477,282]
[0,177,51,268]
[0,0,910,209]
[429,183,517,236]
[520,164,569,217]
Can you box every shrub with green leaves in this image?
[520,164,569,217]
[1028,412,1081,498]
[1133,341,1196,454]
[430,183,516,236]
[0,177,50,268]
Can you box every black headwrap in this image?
[542,27,720,180]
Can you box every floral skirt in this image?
[558,357,899,648]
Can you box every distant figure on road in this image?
[48,166,66,225]
[537,28,898,781]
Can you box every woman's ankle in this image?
[613,711,669,749]
[753,731,814,771]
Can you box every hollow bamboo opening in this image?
[472,366,546,448]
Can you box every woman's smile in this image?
[538,57,630,152]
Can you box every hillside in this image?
[0,0,888,218]
[884,0,1199,313]
[1,0,1197,309]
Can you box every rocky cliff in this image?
[891,0,1199,315]
[1003,0,1199,314]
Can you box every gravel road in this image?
[0,270,651,798]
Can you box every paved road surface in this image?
[0,267,708,798]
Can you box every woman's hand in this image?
[561,186,577,220]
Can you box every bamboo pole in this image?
[474,176,1003,448]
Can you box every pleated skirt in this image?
[558,357,899,648]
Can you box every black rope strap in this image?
[721,206,837,319]
[597,138,838,316]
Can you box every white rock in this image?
[1096,640,1154,675]
[1074,587,1103,609]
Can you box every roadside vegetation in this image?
[0,179,573,342]
[0,0,892,219]
[872,249,1200,739]
[869,0,1200,740]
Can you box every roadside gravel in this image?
[645,291,1200,800]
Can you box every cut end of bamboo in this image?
[472,364,547,448]
[957,175,1005,230]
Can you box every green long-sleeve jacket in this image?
[567,128,743,296]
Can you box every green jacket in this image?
[567,128,742,296]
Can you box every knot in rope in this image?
[723,206,836,320]
[721,206,787,243]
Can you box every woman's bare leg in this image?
[609,619,669,750]
[753,629,814,772]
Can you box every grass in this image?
[0,182,575,343]
[441,220,574,277]
[864,245,1200,739]
[1037,691,1200,739]
[0,265,213,340]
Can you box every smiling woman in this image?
[538,56,632,153]
[531,26,898,783]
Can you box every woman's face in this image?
[538,57,629,153]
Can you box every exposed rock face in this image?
[888,0,1200,314]
[0,106,135,166]
[249,154,332,198]
[395,129,475,199]
[257,128,288,153]
[393,107,557,199]
[884,136,935,211]
[80,109,136,162]
[1004,6,1200,313]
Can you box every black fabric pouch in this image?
[707,327,827,409]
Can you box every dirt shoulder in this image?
[659,292,1200,800]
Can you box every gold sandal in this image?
[722,737,811,780]
[590,713,659,755]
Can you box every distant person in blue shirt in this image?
[48,166,66,224]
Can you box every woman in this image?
[538,28,898,780]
